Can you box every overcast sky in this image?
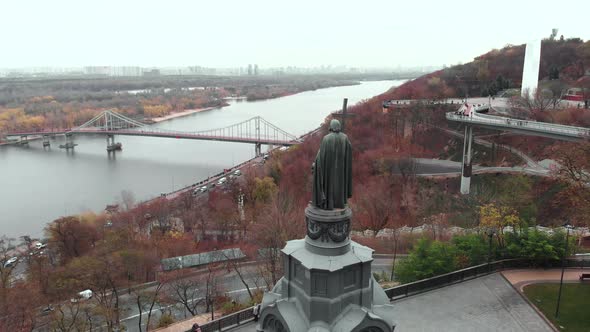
[2,0,589,68]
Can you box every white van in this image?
[71,289,93,302]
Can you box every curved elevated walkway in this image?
[446,111,590,142]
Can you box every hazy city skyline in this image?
[2,0,590,69]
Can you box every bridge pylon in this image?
[460,126,473,195]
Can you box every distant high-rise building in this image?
[254,64,259,76]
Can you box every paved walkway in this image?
[220,273,552,332]
[390,273,552,331]
[502,268,588,291]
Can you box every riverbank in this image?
[149,105,226,123]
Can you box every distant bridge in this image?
[5,110,300,156]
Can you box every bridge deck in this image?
[6,128,298,145]
[446,112,589,142]
[4,110,300,146]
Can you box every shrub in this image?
[395,238,457,283]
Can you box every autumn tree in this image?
[68,254,125,331]
[511,88,554,117]
[254,191,303,288]
[49,302,94,332]
[147,198,172,235]
[45,216,99,263]
[479,203,521,247]
[162,270,203,318]
[132,281,164,332]
[27,249,53,296]
[252,177,278,204]
[203,264,224,320]
[120,189,136,211]
[208,190,240,242]
[0,237,18,294]
[0,281,44,332]
[553,141,590,225]
[352,176,398,237]
[222,250,259,301]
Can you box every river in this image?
[0,80,404,238]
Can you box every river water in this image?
[0,80,403,238]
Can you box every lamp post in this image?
[486,228,496,273]
[555,221,573,318]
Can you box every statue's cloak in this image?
[312,121,352,210]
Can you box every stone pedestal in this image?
[257,205,396,332]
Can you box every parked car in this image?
[71,289,93,303]
[34,242,47,250]
[3,257,17,268]
[217,177,227,186]
[40,305,54,316]
[233,169,241,176]
[199,186,208,193]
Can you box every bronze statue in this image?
[312,119,352,210]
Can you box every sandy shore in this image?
[150,106,221,123]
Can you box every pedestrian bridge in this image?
[446,104,589,195]
[446,111,590,142]
[5,109,300,155]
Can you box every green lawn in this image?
[523,283,590,332]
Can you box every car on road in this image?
[199,186,208,193]
[3,257,17,268]
[34,242,47,250]
[217,177,227,186]
[40,305,54,316]
[233,169,241,176]
[71,289,93,303]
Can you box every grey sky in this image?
[2,0,589,68]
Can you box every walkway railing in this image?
[446,112,590,140]
[384,257,589,300]
[190,307,256,332]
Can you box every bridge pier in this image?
[42,135,50,148]
[19,135,29,146]
[255,143,262,157]
[59,133,78,150]
[460,126,473,195]
[106,134,122,152]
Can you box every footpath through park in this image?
[502,268,587,291]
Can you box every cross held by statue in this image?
[332,98,356,132]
